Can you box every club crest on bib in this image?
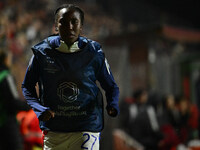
[57,82,80,103]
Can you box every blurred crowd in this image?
[0,0,54,99]
[119,89,200,150]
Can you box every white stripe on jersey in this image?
[147,106,159,131]
[105,58,111,75]
[6,74,19,99]
[97,49,102,52]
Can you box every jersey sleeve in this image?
[22,55,50,118]
[96,48,120,117]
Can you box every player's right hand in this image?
[39,110,55,121]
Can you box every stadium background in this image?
[0,0,200,149]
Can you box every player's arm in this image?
[96,50,120,117]
[22,55,50,118]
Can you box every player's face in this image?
[57,8,82,46]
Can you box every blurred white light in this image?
[148,48,156,63]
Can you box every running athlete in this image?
[22,4,120,150]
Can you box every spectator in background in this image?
[0,50,30,150]
[161,94,180,130]
[157,94,180,150]
[177,96,199,144]
[195,72,200,140]
[127,89,163,150]
[17,109,43,150]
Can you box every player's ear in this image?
[54,21,59,32]
[55,25,58,32]
[80,24,83,31]
[79,25,83,35]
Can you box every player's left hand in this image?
[107,107,118,117]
